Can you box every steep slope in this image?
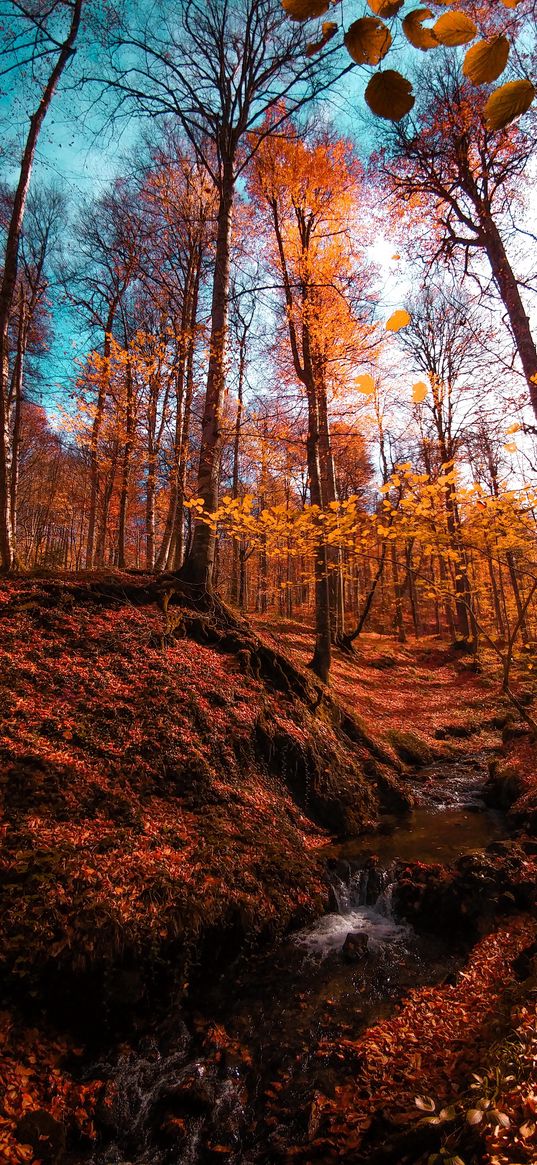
[0,572,403,1021]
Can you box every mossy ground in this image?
[1,582,535,1164]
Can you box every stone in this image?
[341,931,369,962]
[486,840,514,856]
[327,884,340,913]
[333,859,352,885]
[15,1111,66,1163]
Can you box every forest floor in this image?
[0,575,536,1165]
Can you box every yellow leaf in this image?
[463,36,509,85]
[402,8,438,52]
[365,70,415,120]
[282,0,330,19]
[433,11,477,46]
[412,381,428,402]
[368,0,404,16]
[484,79,535,131]
[305,20,338,56]
[503,442,518,453]
[355,373,376,394]
[466,1109,484,1126]
[322,20,338,38]
[505,423,521,434]
[344,17,392,66]
[386,308,411,331]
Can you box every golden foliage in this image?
[433,11,477,47]
[462,36,510,86]
[484,79,536,131]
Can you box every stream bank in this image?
[1,590,536,1165]
[78,753,536,1165]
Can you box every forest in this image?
[1,1,537,1164]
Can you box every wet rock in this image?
[364,760,414,812]
[385,730,433,767]
[327,884,340,913]
[152,1070,216,1138]
[331,858,352,885]
[483,762,526,810]
[15,1110,66,1163]
[341,932,369,962]
[487,839,515,856]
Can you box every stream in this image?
[89,755,506,1164]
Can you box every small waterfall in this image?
[295,861,406,955]
[348,861,398,916]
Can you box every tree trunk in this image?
[9,290,27,564]
[482,215,537,419]
[318,374,344,640]
[145,379,158,572]
[230,331,246,605]
[304,361,331,681]
[181,167,234,589]
[0,0,83,571]
[86,306,116,568]
[96,441,119,566]
[506,550,530,644]
[156,255,200,572]
[391,541,406,643]
[171,283,199,571]
[117,357,135,569]
[486,551,506,640]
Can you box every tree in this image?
[0,0,84,571]
[8,185,65,565]
[249,121,376,678]
[376,62,537,418]
[396,282,500,641]
[136,142,216,572]
[99,0,341,592]
[65,181,142,566]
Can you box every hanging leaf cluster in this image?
[281,0,535,130]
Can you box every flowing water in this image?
[89,755,506,1164]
